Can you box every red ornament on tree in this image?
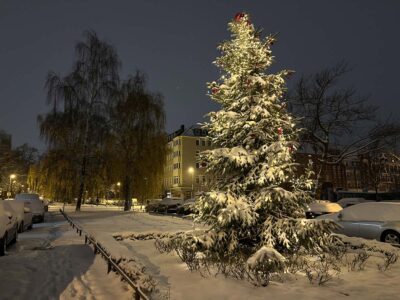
[234,12,245,22]
[211,87,219,94]
[277,127,283,135]
[288,144,294,153]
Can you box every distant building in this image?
[345,153,400,192]
[0,130,11,154]
[294,152,347,199]
[163,125,214,199]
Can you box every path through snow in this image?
[0,208,132,300]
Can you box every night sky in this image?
[0,0,399,151]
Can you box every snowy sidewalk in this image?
[0,210,132,300]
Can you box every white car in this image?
[5,199,33,232]
[15,193,45,223]
[0,200,18,256]
[317,202,400,244]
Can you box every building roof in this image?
[167,124,209,141]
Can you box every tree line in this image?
[29,31,167,211]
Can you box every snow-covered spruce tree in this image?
[156,13,338,285]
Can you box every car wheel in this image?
[11,229,18,244]
[382,230,400,244]
[0,235,6,256]
[18,222,24,233]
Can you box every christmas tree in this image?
[157,12,337,285]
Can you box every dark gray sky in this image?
[1,0,399,151]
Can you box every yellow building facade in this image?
[163,125,214,199]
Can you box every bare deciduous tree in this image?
[289,61,390,194]
[290,61,377,164]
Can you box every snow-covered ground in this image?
[0,207,132,300]
[61,205,400,300]
[2,204,400,300]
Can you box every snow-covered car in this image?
[305,201,342,219]
[145,199,162,213]
[0,200,18,256]
[317,202,400,244]
[41,199,49,212]
[337,197,371,208]
[4,199,33,232]
[155,198,183,214]
[15,193,45,223]
[177,199,196,215]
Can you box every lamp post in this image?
[9,174,16,195]
[188,167,194,198]
[116,182,121,200]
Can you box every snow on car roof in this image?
[342,202,400,221]
[309,202,342,213]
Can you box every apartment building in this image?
[163,125,214,199]
[345,154,400,192]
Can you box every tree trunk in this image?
[123,175,132,211]
[76,110,91,211]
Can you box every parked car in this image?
[15,193,45,223]
[153,198,183,214]
[145,199,162,213]
[317,202,400,244]
[41,199,49,212]
[176,203,193,215]
[0,200,18,256]
[177,199,196,215]
[5,199,33,232]
[337,197,372,208]
[337,197,400,208]
[305,201,342,219]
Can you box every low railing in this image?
[59,209,149,300]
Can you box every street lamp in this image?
[116,182,121,200]
[188,167,194,198]
[9,174,16,195]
